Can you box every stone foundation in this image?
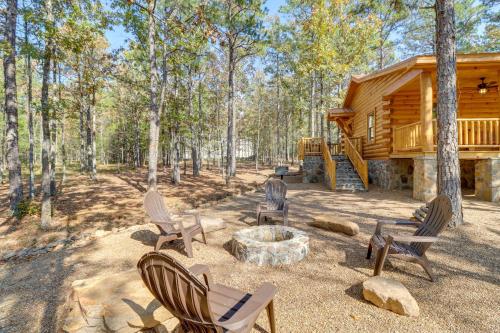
[475,158,500,202]
[302,156,324,183]
[413,156,437,201]
[368,159,414,190]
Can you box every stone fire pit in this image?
[231,225,309,266]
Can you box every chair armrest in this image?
[257,202,268,213]
[151,220,176,233]
[213,282,277,331]
[189,264,213,288]
[386,235,439,244]
[178,211,201,226]
[375,219,420,234]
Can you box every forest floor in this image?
[0,162,273,255]
[0,170,499,332]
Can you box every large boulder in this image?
[362,276,419,317]
[311,215,359,236]
[63,269,179,333]
[200,217,226,233]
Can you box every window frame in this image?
[367,110,376,143]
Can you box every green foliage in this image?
[14,200,41,220]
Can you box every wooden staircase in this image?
[332,155,366,191]
[298,137,368,191]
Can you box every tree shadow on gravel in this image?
[0,239,99,333]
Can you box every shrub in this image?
[14,200,41,220]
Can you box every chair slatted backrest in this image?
[265,180,287,210]
[137,252,217,331]
[411,195,453,255]
[144,191,175,232]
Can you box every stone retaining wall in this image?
[302,156,324,183]
[368,159,413,190]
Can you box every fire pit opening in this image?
[230,225,309,266]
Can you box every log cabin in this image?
[298,53,500,202]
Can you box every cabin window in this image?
[367,112,375,142]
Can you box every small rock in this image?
[311,216,359,236]
[112,227,118,233]
[362,276,419,317]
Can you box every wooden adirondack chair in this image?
[137,252,277,333]
[257,179,289,226]
[143,190,206,258]
[366,195,453,281]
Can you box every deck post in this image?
[420,72,434,152]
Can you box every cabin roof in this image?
[342,52,500,108]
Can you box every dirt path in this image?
[1,182,499,332]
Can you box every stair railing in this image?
[321,139,336,190]
[344,136,368,189]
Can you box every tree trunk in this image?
[226,42,236,184]
[78,65,86,174]
[147,0,160,190]
[86,99,94,180]
[134,118,141,168]
[57,64,66,185]
[4,0,23,213]
[309,71,315,137]
[285,112,289,162]
[276,56,281,162]
[91,89,97,178]
[24,13,35,199]
[256,90,262,172]
[171,127,180,185]
[197,80,203,172]
[319,71,324,138]
[0,105,5,185]
[40,0,53,228]
[50,60,57,195]
[61,110,67,185]
[435,0,463,227]
[187,70,200,176]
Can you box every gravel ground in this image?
[0,183,499,333]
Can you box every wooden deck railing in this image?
[330,143,342,155]
[393,118,500,153]
[350,137,363,154]
[454,118,500,147]
[344,136,368,189]
[393,121,422,151]
[321,139,336,190]
[298,137,322,160]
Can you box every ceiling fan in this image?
[477,77,498,95]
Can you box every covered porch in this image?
[386,68,500,159]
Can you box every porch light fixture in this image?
[477,77,498,95]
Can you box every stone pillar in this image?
[413,156,437,201]
[475,158,500,202]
